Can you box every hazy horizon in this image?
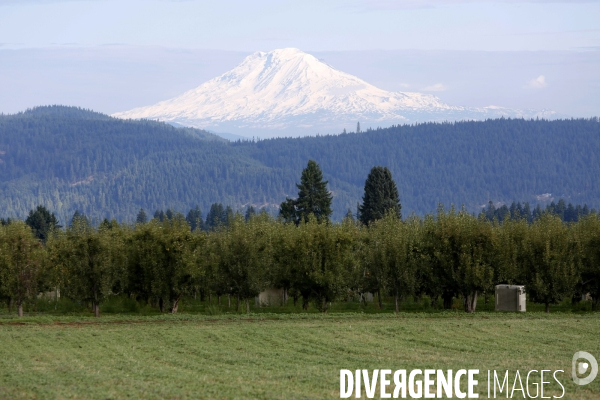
[1,0,598,124]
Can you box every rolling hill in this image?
[0,106,598,223]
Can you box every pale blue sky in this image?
[0,0,598,118]
[0,0,598,51]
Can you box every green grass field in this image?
[0,313,598,399]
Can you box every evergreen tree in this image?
[565,203,577,222]
[523,202,532,223]
[344,209,355,222]
[359,166,401,226]
[206,203,226,230]
[186,206,203,231]
[554,199,566,220]
[279,160,332,224]
[509,202,517,219]
[484,201,496,221]
[279,199,297,224]
[153,210,164,222]
[136,208,148,224]
[245,206,256,221]
[225,206,235,226]
[25,205,61,242]
[532,204,543,221]
[70,210,89,228]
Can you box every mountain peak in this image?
[258,47,305,57]
[113,48,556,138]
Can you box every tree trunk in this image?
[545,303,550,313]
[463,291,478,313]
[415,293,422,305]
[443,293,453,310]
[293,294,298,307]
[159,297,165,313]
[395,291,399,313]
[377,289,383,310]
[92,296,101,317]
[321,297,328,313]
[8,297,13,313]
[171,295,181,313]
[302,296,309,310]
[246,299,250,314]
[218,295,221,306]
[17,300,23,317]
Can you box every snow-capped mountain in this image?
[113,48,556,138]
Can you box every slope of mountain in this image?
[114,48,557,137]
[1,106,598,222]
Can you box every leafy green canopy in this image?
[2,208,600,317]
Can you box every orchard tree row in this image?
[1,161,599,316]
[2,206,600,316]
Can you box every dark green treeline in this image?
[1,208,599,317]
[2,106,600,221]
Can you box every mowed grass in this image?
[0,313,598,399]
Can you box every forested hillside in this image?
[0,106,598,222]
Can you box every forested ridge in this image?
[1,106,598,222]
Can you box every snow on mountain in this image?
[113,48,556,138]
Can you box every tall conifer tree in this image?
[186,206,203,231]
[279,160,332,224]
[136,208,148,224]
[359,166,401,226]
[25,205,61,242]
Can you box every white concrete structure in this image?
[495,285,526,312]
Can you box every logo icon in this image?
[572,351,598,385]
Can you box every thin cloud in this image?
[525,75,548,89]
[422,83,448,92]
[0,0,104,4]
[360,0,600,10]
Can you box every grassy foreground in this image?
[0,313,598,399]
